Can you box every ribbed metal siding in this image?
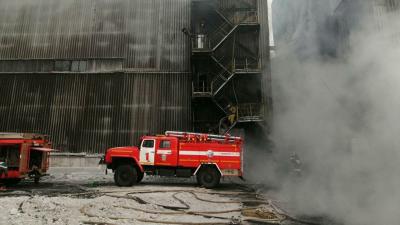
[258,0,273,122]
[0,0,190,72]
[0,73,191,153]
[125,0,191,71]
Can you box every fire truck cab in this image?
[103,131,243,188]
[0,133,53,185]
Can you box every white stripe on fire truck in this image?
[179,151,240,157]
[157,150,172,154]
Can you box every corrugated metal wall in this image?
[0,73,191,153]
[0,0,190,71]
[0,0,192,153]
[258,0,273,124]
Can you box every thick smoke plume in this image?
[252,1,400,225]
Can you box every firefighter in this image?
[227,104,237,125]
[290,152,302,177]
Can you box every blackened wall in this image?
[0,0,192,153]
[0,73,191,153]
[258,0,273,126]
[0,0,190,71]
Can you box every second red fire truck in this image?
[0,133,53,185]
[103,131,243,188]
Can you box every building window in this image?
[54,61,71,71]
[71,61,87,72]
[55,60,87,72]
[159,140,171,149]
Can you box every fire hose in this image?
[9,184,322,225]
[79,189,284,225]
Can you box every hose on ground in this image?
[81,221,117,225]
[81,204,233,225]
[79,189,284,225]
[268,200,320,225]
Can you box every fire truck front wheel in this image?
[114,164,137,187]
[137,172,144,183]
[197,167,221,188]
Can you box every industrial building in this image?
[0,0,271,153]
[333,0,400,55]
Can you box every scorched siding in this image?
[0,0,191,72]
[0,73,191,153]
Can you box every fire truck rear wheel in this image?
[197,167,221,188]
[114,164,137,187]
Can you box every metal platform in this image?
[237,116,264,123]
[192,92,213,98]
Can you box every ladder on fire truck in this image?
[165,131,241,142]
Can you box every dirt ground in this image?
[0,167,291,225]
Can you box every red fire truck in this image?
[0,133,53,185]
[103,131,243,188]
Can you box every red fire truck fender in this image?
[107,156,144,173]
[109,156,144,173]
[105,147,144,173]
[193,163,223,176]
[130,157,144,173]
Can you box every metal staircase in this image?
[210,24,239,51]
[210,56,234,96]
[192,1,258,52]
[191,0,263,134]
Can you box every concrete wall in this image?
[50,153,102,167]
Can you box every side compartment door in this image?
[139,139,155,165]
[155,138,178,166]
[19,143,30,175]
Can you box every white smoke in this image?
[268,1,400,225]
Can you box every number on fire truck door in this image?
[140,139,155,165]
